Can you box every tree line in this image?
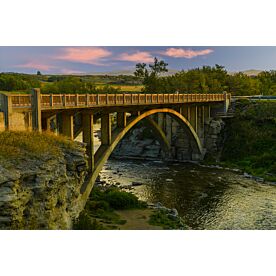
[1,60,276,95]
[135,58,276,96]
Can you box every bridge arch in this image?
[81,108,203,202]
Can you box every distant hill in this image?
[86,69,179,76]
[229,69,263,76]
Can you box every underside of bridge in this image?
[40,106,214,204]
[0,90,230,206]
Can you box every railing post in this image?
[97,94,100,105]
[75,94,79,106]
[31,88,42,132]
[123,93,126,104]
[86,93,89,106]
[63,94,66,107]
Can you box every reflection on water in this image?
[99,159,276,230]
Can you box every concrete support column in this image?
[117,112,127,128]
[190,105,197,132]
[101,113,111,145]
[1,94,13,130]
[197,106,204,140]
[31,88,42,132]
[157,113,164,129]
[82,113,94,173]
[165,114,172,144]
[61,112,74,140]
[182,105,188,119]
[187,105,191,122]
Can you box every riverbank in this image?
[217,99,276,182]
[73,185,187,230]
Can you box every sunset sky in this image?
[1,46,276,74]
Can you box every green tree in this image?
[134,57,168,93]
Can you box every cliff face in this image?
[112,118,225,161]
[0,133,88,230]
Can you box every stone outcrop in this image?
[112,127,163,159]
[112,118,226,162]
[204,118,225,159]
[0,142,88,230]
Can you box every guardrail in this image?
[8,93,226,110]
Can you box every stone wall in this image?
[0,142,88,230]
[0,112,5,132]
[204,118,225,160]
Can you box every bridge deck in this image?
[8,93,226,110]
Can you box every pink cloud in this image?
[60,69,86,75]
[15,62,55,71]
[56,47,112,64]
[161,48,214,58]
[117,51,153,63]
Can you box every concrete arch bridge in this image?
[0,90,231,203]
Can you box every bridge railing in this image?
[9,92,226,109]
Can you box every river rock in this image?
[132,182,143,186]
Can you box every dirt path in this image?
[115,209,162,230]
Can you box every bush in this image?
[104,189,145,210]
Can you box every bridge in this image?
[0,89,231,204]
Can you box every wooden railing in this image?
[9,93,226,109]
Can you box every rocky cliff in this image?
[112,118,225,161]
[0,132,88,230]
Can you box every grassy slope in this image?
[0,131,76,167]
[220,100,276,181]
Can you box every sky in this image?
[1,46,276,75]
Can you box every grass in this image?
[148,209,186,230]
[95,84,143,92]
[0,131,77,164]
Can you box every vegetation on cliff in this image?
[220,100,276,181]
[0,131,88,230]
[0,131,76,165]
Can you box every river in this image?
[98,159,276,230]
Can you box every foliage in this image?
[134,57,168,93]
[73,211,106,230]
[0,73,41,91]
[148,209,185,229]
[221,101,276,181]
[3,65,276,95]
[73,186,147,230]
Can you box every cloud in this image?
[56,47,112,65]
[117,51,154,63]
[15,62,55,71]
[59,69,86,75]
[161,48,214,58]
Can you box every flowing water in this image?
[98,159,276,230]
